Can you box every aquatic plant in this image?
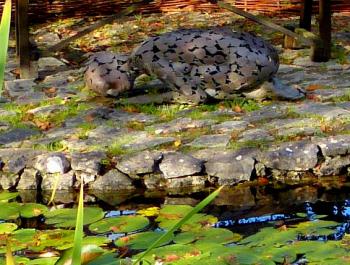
[133,186,223,265]
[71,179,84,265]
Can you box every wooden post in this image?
[311,0,332,62]
[217,1,314,46]
[299,0,313,31]
[15,0,31,78]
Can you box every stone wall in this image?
[1,135,350,191]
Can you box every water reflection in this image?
[14,177,350,222]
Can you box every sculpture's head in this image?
[84,51,133,97]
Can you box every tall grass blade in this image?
[47,173,60,206]
[0,0,11,93]
[133,186,224,265]
[6,239,15,265]
[71,178,84,265]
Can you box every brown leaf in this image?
[233,105,243,113]
[306,84,324,91]
[34,120,53,131]
[85,114,95,123]
[43,87,58,97]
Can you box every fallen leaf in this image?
[34,120,53,131]
[174,139,182,147]
[306,84,324,91]
[306,93,320,101]
[257,177,269,185]
[233,105,242,113]
[85,114,95,123]
[278,225,288,231]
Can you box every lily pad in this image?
[44,207,104,228]
[156,205,217,231]
[29,229,75,252]
[135,244,201,264]
[89,215,149,234]
[57,236,111,250]
[56,244,105,265]
[0,223,17,234]
[11,228,37,244]
[115,231,173,250]
[0,202,20,220]
[20,203,48,218]
[0,256,30,265]
[291,220,339,236]
[27,257,60,265]
[174,228,242,245]
[303,241,350,263]
[240,226,298,247]
[86,253,123,265]
[0,191,19,202]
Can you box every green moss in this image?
[100,158,111,167]
[126,121,145,130]
[75,123,97,139]
[32,140,66,152]
[166,127,212,143]
[331,44,349,65]
[284,106,302,119]
[228,139,270,151]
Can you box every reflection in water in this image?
[14,177,350,241]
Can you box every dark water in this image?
[17,175,350,226]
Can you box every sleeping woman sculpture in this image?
[84,28,305,104]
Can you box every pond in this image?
[1,177,350,265]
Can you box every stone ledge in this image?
[1,135,350,190]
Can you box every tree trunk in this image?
[299,0,313,31]
[311,0,332,62]
[16,0,31,78]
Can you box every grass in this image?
[118,97,260,124]
[331,44,349,65]
[107,135,136,156]
[330,90,350,103]
[221,97,261,112]
[0,0,11,94]
[120,103,187,121]
[1,102,33,127]
[228,139,271,151]
[71,178,84,265]
[1,97,91,130]
[34,101,91,127]
[6,240,15,265]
